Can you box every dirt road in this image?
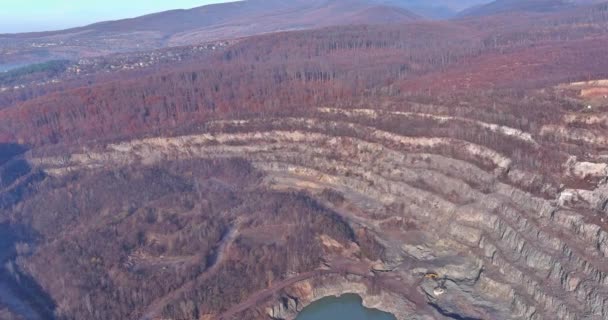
[140,223,241,320]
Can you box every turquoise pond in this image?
[295,294,396,320]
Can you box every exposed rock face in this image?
[267,275,425,320]
[23,105,608,319]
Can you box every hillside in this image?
[379,0,492,18]
[1,3,608,320]
[0,0,420,69]
[461,0,607,16]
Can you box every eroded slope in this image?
[18,97,608,319]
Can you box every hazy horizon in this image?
[0,0,237,33]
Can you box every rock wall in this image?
[266,274,425,320]
[27,108,608,319]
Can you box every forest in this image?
[1,3,608,147]
[0,1,608,320]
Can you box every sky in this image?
[0,0,235,33]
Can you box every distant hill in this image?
[0,0,420,68]
[460,0,607,17]
[376,0,492,18]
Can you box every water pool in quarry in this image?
[295,294,396,320]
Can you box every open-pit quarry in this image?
[10,101,606,320]
[3,2,608,319]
